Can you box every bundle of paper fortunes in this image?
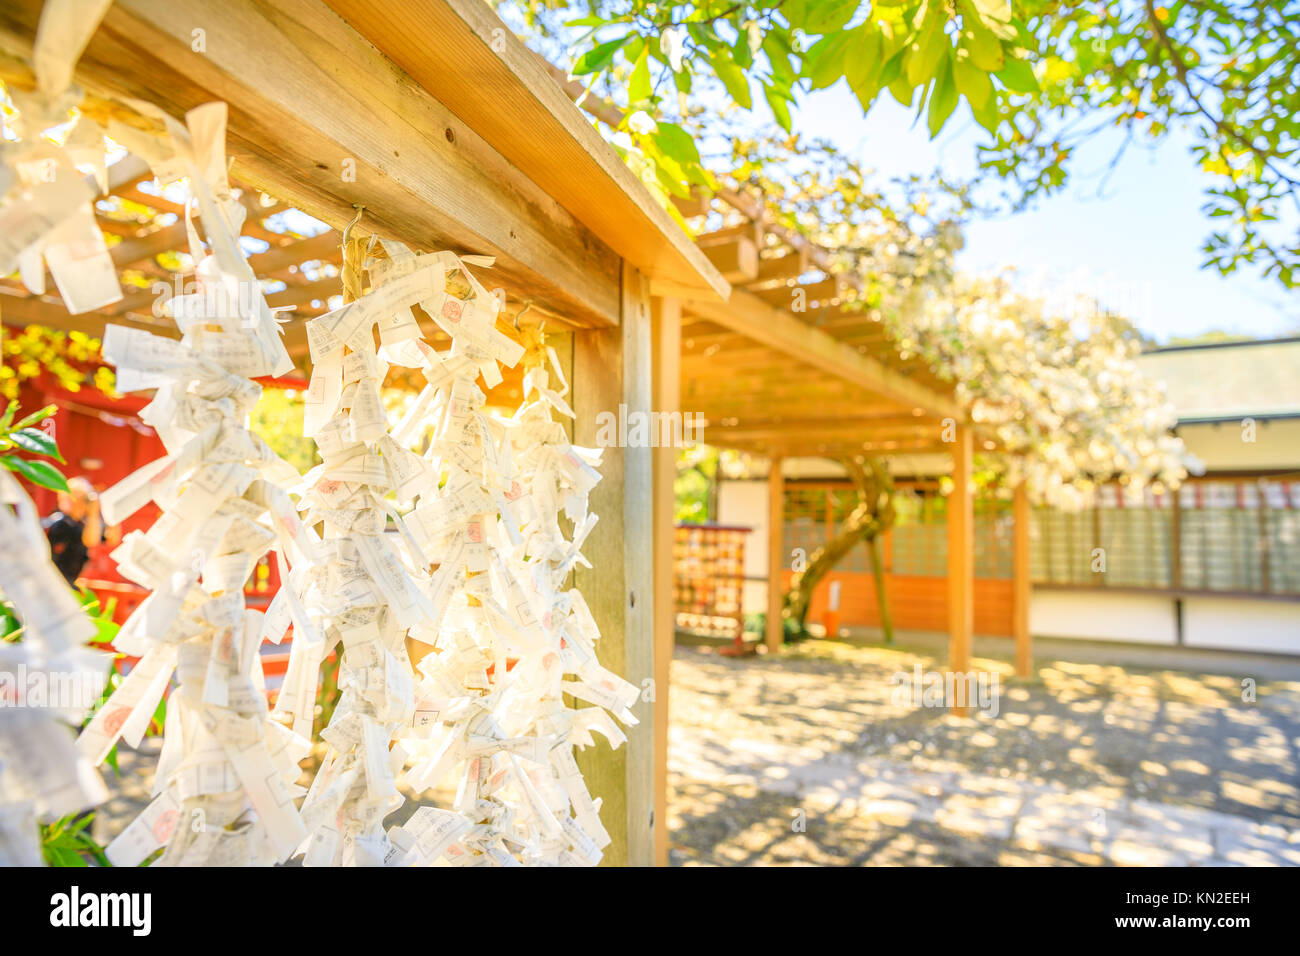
[3,33,644,859]
[325,243,644,866]
[0,470,110,866]
[0,31,126,865]
[78,103,316,866]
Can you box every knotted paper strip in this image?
[81,103,313,867]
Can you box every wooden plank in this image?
[755,276,843,309]
[1013,481,1032,678]
[947,425,974,716]
[749,250,810,286]
[323,0,729,304]
[572,261,654,867]
[701,236,758,283]
[0,0,624,328]
[767,457,785,654]
[650,294,680,868]
[0,293,174,338]
[684,288,961,419]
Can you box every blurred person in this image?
[41,476,119,587]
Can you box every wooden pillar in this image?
[766,456,784,654]
[650,295,680,868]
[572,261,653,866]
[946,426,973,715]
[1012,481,1032,678]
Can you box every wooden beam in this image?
[247,229,341,275]
[749,250,809,286]
[766,457,784,654]
[703,423,940,446]
[0,0,626,328]
[650,294,680,869]
[947,425,974,716]
[323,0,728,304]
[572,261,654,867]
[754,276,843,309]
[0,292,176,339]
[1013,481,1032,678]
[700,236,758,283]
[684,288,961,420]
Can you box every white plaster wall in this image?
[1029,590,1178,645]
[1182,597,1300,654]
[717,479,768,615]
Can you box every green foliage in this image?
[0,401,67,491]
[250,386,320,475]
[41,811,109,868]
[505,0,1300,288]
[675,445,717,522]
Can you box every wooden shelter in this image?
[0,0,1034,869]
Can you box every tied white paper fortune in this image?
[0,471,111,866]
[79,103,314,867]
[0,0,122,314]
[287,242,448,867]
[0,2,120,865]
[326,241,642,867]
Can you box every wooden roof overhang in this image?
[539,56,991,465]
[0,0,727,359]
[677,209,975,462]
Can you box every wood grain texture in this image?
[650,295,681,867]
[684,288,961,420]
[1013,482,1032,677]
[767,458,785,653]
[571,262,654,866]
[0,0,623,327]
[946,425,974,716]
[323,0,729,305]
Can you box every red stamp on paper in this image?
[152,808,179,843]
[442,298,463,323]
[467,521,482,543]
[102,706,130,737]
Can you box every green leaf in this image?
[954,53,993,108]
[995,55,1038,93]
[928,55,959,137]
[877,45,908,88]
[573,34,630,76]
[888,75,916,107]
[906,16,950,88]
[764,83,793,132]
[844,24,884,100]
[9,427,63,462]
[654,122,702,167]
[803,0,858,34]
[0,455,68,492]
[711,50,752,109]
[629,45,652,102]
[973,0,1016,40]
[961,28,1003,71]
[762,31,795,80]
[803,30,854,90]
[12,403,57,430]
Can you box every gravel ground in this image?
[90,635,1300,866]
[667,638,1300,866]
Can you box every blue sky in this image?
[793,81,1298,344]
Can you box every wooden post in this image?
[1012,482,1032,678]
[947,426,973,715]
[766,456,785,654]
[572,261,654,866]
[650,295,680,867]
